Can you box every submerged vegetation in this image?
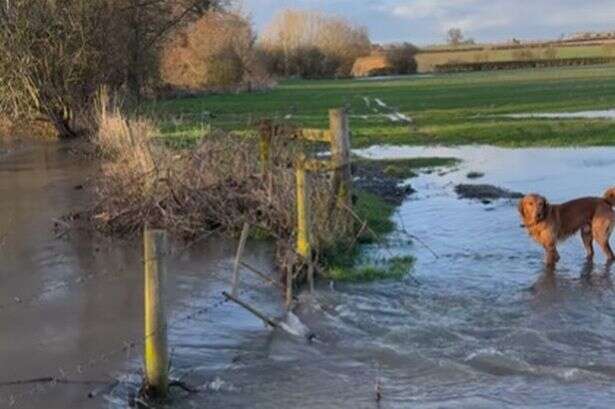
[321,191,414,282]
[327,255,415,282]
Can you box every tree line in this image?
[0,0,226,137]
[0,3,419,138]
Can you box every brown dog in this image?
[518,188,615,266]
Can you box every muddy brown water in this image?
[2,141,615,408]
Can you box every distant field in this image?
[416,44,615,73]
[152,65,615,148]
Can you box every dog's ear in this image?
[604,187,615,206]
[537,196,549,221]
[517,198,526,219]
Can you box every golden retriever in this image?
[518,188,615,266]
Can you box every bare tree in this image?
[259,9,371,78]
[0,0,227,138]
[447,28,464,46]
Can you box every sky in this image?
[240,0,615,45]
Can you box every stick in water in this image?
[231,223,250,297]
[222,291,278,328]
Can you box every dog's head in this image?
[518,194,549,227]
[604,187,615,206]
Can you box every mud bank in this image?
[354,157,460,204]
[455,183,524,202]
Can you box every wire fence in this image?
[0,104,424,407]
[0,247,273,408]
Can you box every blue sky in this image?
[240,0,615,45]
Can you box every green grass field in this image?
[152,65,615,148]
[415,44,613,72]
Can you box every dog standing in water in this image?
[518,188,615,266]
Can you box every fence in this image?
[1,108,355,405]
[141,108,354,398]
[258,108,353,306]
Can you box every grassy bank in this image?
[322,157,461,282]
[151,65,615,148]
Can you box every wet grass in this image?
[151,65,615,148]
[327,255,415,282]
[318,190,416,282]
[354,190,395,236]
[362,157,461,179]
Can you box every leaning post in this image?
[143,227,169,399]
[231,222,250,297]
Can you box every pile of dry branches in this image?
[90,97,350,279]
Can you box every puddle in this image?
[504,109,615,119]
[3,142,615,408]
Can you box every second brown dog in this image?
[518,188,615,266]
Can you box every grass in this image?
[354,190,395,236]
[415,44,612,72]
[144,65,615,280]
[150,65,615,148]
[327,255,415,282]
[319,189,418,282]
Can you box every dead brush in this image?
[90,102,353,282]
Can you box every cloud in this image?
[388,0,480,20]
[242,0,615,44]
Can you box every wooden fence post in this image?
[329,109,353,231]
[294,155,313,300]
[329,109,352,227]
[143,228,169,399]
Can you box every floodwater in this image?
[2,142,615,408]
[505,109,615,119]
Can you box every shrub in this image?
[161,11,271,92]
[543,46,558,60]
[0,0,225,138]
[385,43,419,74]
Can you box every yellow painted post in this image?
[295,156,310,259]
[293,155,313,300]
[143,228,169,399]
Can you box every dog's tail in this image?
[604,187,615,207]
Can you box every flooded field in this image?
[505,109,615,119]
[2,142,615,408]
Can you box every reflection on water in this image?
[504,110,615,119]
[2,142,615,408]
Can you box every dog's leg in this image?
[593,215,614,262]
[581,225,594,260]
[544,244,560,266]
[597,239,614,262]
